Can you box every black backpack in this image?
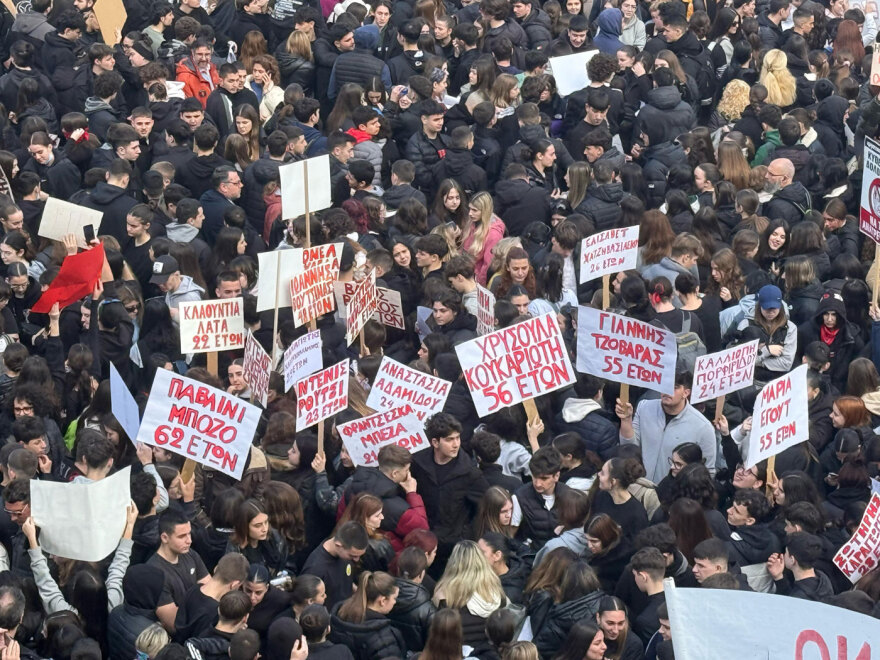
[680,47,717,107]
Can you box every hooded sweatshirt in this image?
[594,9,624,54]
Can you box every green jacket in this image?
[752,129,781,167]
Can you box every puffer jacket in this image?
[276,46,316,93]
[431,146,487,196]
[786,280,823,326]
[387,578,435,651]
[329,607,407,660]
[642,141,688,208]
[575,182,624,232]
[796,291,864,392]
[555,394,618,460]
[762,181,812,226]
[533,590,605,658]
[346,128,383,187]
[405,130,452,194]
[107,604,158,660]
[635,85,696,145]
[175,57,220,107]
[520,9,552,50]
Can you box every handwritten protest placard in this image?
[690,340,758,405]
[456,313,575,418]
[833,492,880,583]
[337,405,428,466]
[579,227,640,284]
[284,330,322,392]
[136,369,260,479]
[476,285,496,335]
[179,298,244,354]
[745,364,809,468]
[576,306,677,395]
[295,359,350,432]
[289,244,340,327]
[375,287,405,329]
[664,580,877,659]
[243,331,271,407]
[39,197,103,248]
[345,271,378,345]
[367,357,452,421]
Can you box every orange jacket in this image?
[175,57,220,108]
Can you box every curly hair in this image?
[716,79,751,122]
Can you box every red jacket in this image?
[175,57,220,108]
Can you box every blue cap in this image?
[757,284,783,309]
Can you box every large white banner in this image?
[31,467,131,561]
[664,580,879,659]
[746,364,809,468]
[136,369,260,479]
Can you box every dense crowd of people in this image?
[0,0,874,657]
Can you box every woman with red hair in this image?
[831,19,865,73]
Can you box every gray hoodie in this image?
[166,275,205,312]
[11,12,53,41]
[166,222,200,243]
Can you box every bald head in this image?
[768,158,794,185]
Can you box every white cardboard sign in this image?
[476,285,496,336]
[295,359,350,431]
[345,270,378,346]
[576,306,678,395]
[833,492,880,583]
[136,369,260,479]
[289,243,341,327]
[746,364,809,468]
[456,313,576,418]
[366,357,452,421]
[337,405,428,467]
[279,154,332,220]
[178,298,245,354]
[109,363,140,444]
[39,197,103,248]
[690,340,758,405]
[283,330,323,392]
[548,50,597,97]
[579,226,640,284]
[242,331,271,407]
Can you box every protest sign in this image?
[31,244,105,313]
[579,226,640,284]
[375,287,405,329]
[337,405,428,466]
[548,50,598,96]
[873,49,880,86]
[367,357,452,421]
[873,477,880,498]
[295,359,350,431]
[417,306,432,342]
[345,270,378,346]
[178,298,244,354]
[39,197,104,247]
[31,467,131,562]
[456,313,575,418]
[284,330,323,392]
[690,340,758,405]
[664,580,878,659]
[109,363,139,444]
[256,250,298,312]
[136,369,260,479]
[289,243,341,327]
[476,285,496,335]
[745,364,809,469]
[279,155,332,220]
[576,306,678,395]
[833,492,880,583]
[243,331,271,407]
[861,137,880,243]
[92,0,125,44]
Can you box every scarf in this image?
[820,324,839,346]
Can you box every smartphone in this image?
[83,225,95,243]
[399,86,409,96]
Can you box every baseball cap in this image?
[757,284,783,310]
[150,255,179,284]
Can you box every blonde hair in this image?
[716,79,751,122]
[430,223,459,259]
[286,30,314,62]
[434,540,505,608]
[490,74,519,108]
[135,624,170,659]
[488,237,522,280]
[566,161,592,209]
[503,642,540,660]
[463,191,495,262]
[759,50,797,107]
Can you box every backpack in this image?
[680,47,716,107]
[653,312,707,372]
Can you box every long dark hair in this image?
[552,621,602,660]
[535,252,565,303]
[421,609,463,660]
[140,297,179,357]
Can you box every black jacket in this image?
[276,46,316,93]
[177,153,233,200]
[426,309,478,345]
[762,181,812,226]
[727,523,782,568]
[387,49,425,85]
[405,130,452,195]
[533,590,605,658]
[796,292,864,393]
[431,146,487,196]
[515,481,572,550]
[492,177,551,237]
[0,66,57,114]
[773,570,834,602]
[786,280,823,327]
[332,49,388,96]
[329,607,407,660]
[642,141,688,208]
[22,151,81,201]
[107,603,159,660]
[576,182,624,232]
[82,182,138,249]
[40,31,84,114]
[554,390,620,460]
[410,447,488,555]
[519,8,552,50]
[635,85,696,145]
[387,578,435,651]
[344,467,412,535]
